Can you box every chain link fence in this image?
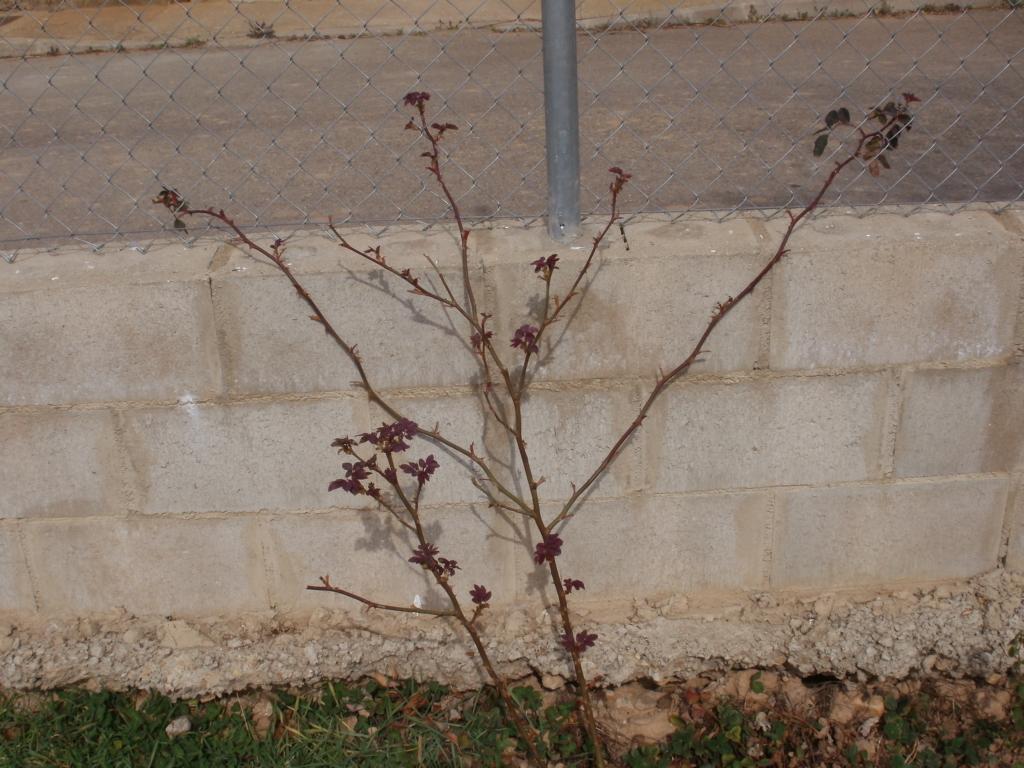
[0,0,1021,251]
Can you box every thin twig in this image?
[307,577,453,617]
[549,117,900,530]
[176,206,531,518]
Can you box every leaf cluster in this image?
[812,93,919,177]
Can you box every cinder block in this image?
[0,282,221,406]
[490,233,763,382]
[265,505,515,612]
[1005,475,1024,572]
[645,373,887,493]
[473,215,761,269]
[772,477,1007,588]
[214,261,483,396]
[22,516,266,616]
[517,492,768,601]
[0,527,35,613]
[0,241,216,293]
[0,411,123,519]
[120,397,368,514]
[515,387,640,500]
[895,365,1023,477]
[769,211,1019,369]
[369,393,489,507]
[372,386,639,510]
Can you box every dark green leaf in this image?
[862,136,883,159]
[886,125,904,150]
[510,686,542,711]
[825,109,839,128]
[837,107,851,124]
[813,134,829,157]
[750,672,765,694]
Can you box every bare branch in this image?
[549,116,903,530]
[306,576,453,617]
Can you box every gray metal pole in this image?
[541,0,580,241]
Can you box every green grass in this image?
[0,678,596,767]
[0,680,501,767]
[2,676,1024,767]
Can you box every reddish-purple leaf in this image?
[400,455,440,484]
[470,584,492,605]
[533,533,563,564]
[511,324,539,353]
[559,630,598,654]
[563,578,585,593]
[403,91,430,108]
[531,254,559,275]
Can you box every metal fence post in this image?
[541,0,581,240]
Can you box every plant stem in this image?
[547,555,605,766]
[306,579,452,617]
[550,119,899,529]
[181,208,530,517]
[389,457,547,768]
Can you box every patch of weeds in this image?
[511,686,590,764]
[0,680,473,766]
[622,673,1024,768]
[918,2,967,12]
[876,692,1012,766]
[826,8,859,19]
[0,678,595,767]
[247,19,275,39]
[183,36,204,48]
[3,671,1024,767]
[624,702,798,767]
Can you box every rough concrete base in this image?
[3,570,1021,698]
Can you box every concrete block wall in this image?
[1,207,1021,627]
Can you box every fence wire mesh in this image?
[0,0,1020,251]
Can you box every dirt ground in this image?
[591,667,1024,764]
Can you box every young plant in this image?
[155,91,917,767]
[246,19,276,39]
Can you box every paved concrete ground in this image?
[0,0,992,52]
[0,5,1021,248]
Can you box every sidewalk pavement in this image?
[0,0,998,57]
[0,4,1020,249]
